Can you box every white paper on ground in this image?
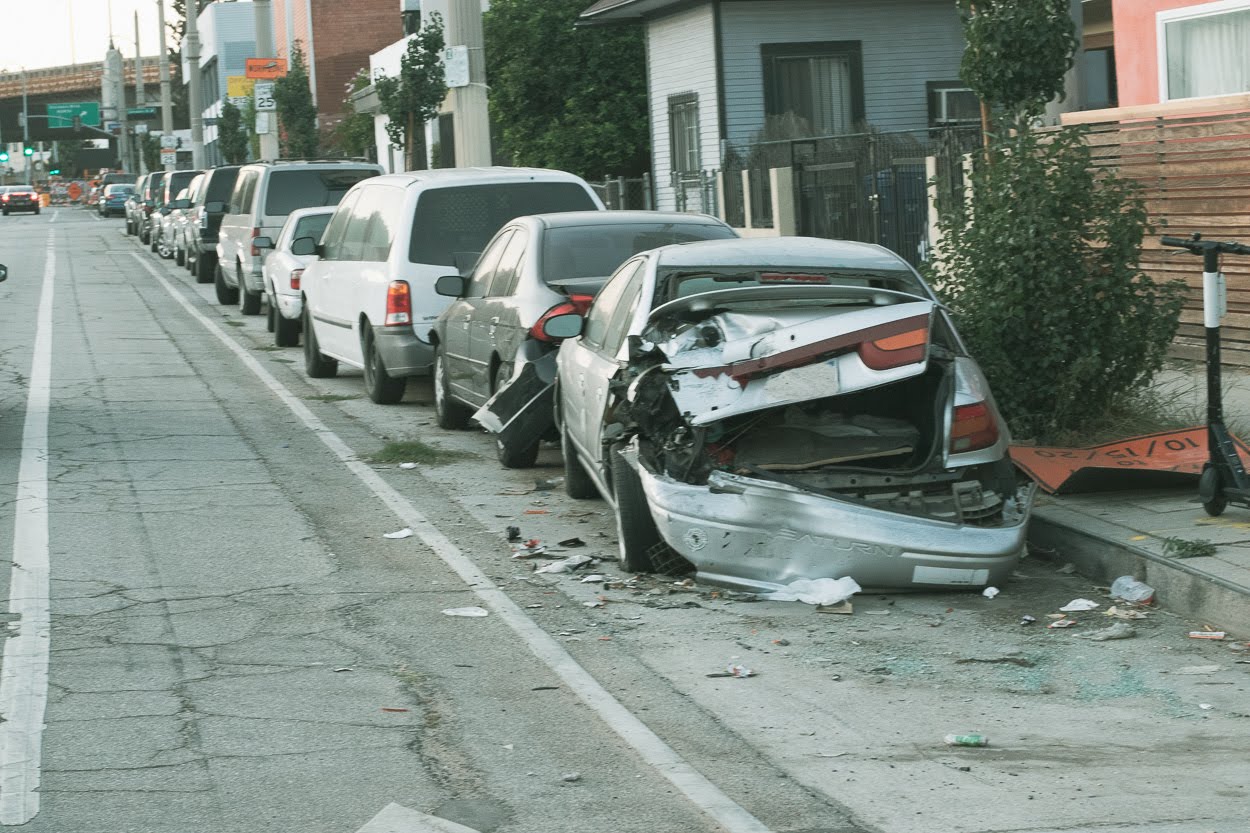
[764,577,861,606]
[1060,598,1099,612]
[441,607,489,618]
[383,528,414,539]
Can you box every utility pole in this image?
[253,0,279,160]
[185,0,205,167]
[21,68,29,180]
[444,0,491,167]
[135,12,145,106]
[157,0,175,170]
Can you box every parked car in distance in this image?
[170,173,205,265]
[138,171,166,244]
[551,236,1034,591]
[217,159,383,315]
[151,169,201,258]
[98,183,135,217]
[184,165,241,284]
[256,206,335,348]
[1,184,40,216]
[296,167,604,405]
[158,186,194,261]
[125,174,148,235]
[433,210,738,468]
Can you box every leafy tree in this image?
[485,0,648,179]
[140,132,161,172]
[217,101,250,164]
[333,69,377,159]
[274,43,319,158]
[930,0,1186,441]
[374,14,447,170]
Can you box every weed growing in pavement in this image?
[253,345,283,352]
[1161,537,1217,559]
[370,440,473,466]
[304,393,361,402]
[223,320,244,327]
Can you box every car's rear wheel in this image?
[362,330,407,405]
[561,419,598,499]
[150,230,160,252]
[274,304,300,347]
[174,243,185,266]
[214,262,239,305]
[611,444,659,573]
[238,264,262,315]
[433,346,472,429]
[195,252,214,284]
[302,304,338,378]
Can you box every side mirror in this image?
[291,236,318,257]
[435,275,466,297]
[0,264,7,283]
[541,313,583,340]
[205,201,225,214]
[253,236,274,250]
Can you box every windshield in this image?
[263,169,377,216]
[409,182,598,266]
[659,266,930,303]
[540,222,736,283]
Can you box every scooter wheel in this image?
[1199,464,1227,517]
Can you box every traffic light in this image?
[23,146,33,157]
[48,168,60,176]
[0,150,8,162]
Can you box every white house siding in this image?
[646,6,721,211]
[719,0,965,151]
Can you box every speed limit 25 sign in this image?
[254,82,276,112]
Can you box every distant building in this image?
[186,0,266,166]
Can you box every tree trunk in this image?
[406,111,416,171]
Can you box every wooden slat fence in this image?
[1062,94,1250,365]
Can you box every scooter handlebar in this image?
[1161,235,1250,256]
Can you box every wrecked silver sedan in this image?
[549,237,1034,593]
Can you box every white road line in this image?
[48,211,58,224]
[0,234,57,824]
[133,254,775,833]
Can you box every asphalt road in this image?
[0,207,1247,833]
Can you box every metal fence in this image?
[589,175,653,210]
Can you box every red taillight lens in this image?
[1,195,8,202]
[384,281,412,326]
[530,294,593,342]
[249,227,261,257]
[950,402,999,453]
[290,268,303,291]
[858,324,928,370]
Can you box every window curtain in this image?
[775,55,852,135]
[1166,9,1250,99]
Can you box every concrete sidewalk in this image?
[1025,365,1250,637]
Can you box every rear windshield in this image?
[206,168,240,202]
[103,174,137,186]
[105,185,134,195]
[541,222,736,283]
[166,171,197,197]
[409,182,597,266]
[145,173,165,199]
[660,266,929,302]
[263,169,377,216]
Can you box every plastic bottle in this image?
[1110,576,1154,604]
[944,734,989,747]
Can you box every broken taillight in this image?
[290,268,304,291]
[384,281,412,326]
[950,402,999,453]
[858,322,929,370]
[530,294,594,342]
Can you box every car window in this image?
[262,168,378,216]
[287,213,332,250]
[582,259,643,350]
[540,222,735,283]
[229,170,257,214]
[488,228,529,297]
[466,231,514,299]
[600,269,646,356]
[359,186,405,262]
[206,168,240,203]
[408,182,597,267]
[320,191,360,262]
[165,171,197,202]
[186,175,205,203]
[336,190,380,263]
[146,173,165,201]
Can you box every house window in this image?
[926,82,980,127]
[668,93,700,174]
[762,42,864,136]
[1082,47,1118,110]
[1159,0,1250,101]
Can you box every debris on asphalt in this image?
[398,462,417,469]
[1060,598,1100,612]
[442,607,489,617]
[815,751,848,758]
[944,734,989,747]
[506,526,522,542]
[1189,630,1227,640]
[561,772,581,783]
[1056,563,1077,574]
[1077,622,1136,641]
[1110,576,1155,603]
[580,574,607,583]
[535,555,597,574]
[1019,615,1037,626]
[955,656,1036,668]
[1104,605,1149,620]
[534,477,564,491]
[583,600,605,608]
[1047,618,1077,629]
[558,537,586,548]
[816,601,854,615]
[763,576,861,606]
[510,540,547,558]
[332,667,353,673]
[381,707,410,713]
[708,664,757,678]
[524,509,550,515]
[982,586,1000,599]
[383,528,414,539]
[1199,703,1214,710]
[1173,665,1222,675]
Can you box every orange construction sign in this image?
[1011,427,1250,494]
[245,58,288,79]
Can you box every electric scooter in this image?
[1161,233,1250,515]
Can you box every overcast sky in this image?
[0,0,168,73]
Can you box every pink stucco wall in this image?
[1112,0,1233,105]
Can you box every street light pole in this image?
[185,0,204,168]
[253,0,279,160]
[157,0,175,170]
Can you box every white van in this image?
[295,167,604,404]
[216,160,383,314]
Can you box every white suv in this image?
[216,160,382,315]
[294,167,603,404]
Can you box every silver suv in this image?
[215,159,382,314]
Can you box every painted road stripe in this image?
[134,254,775,833]
[0,234,57,824]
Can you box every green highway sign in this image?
[47,101,101,128]
[127,107,158,120]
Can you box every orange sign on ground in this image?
[1011,427,1250,494]
[245,58,288,79]
[66,182,82,201]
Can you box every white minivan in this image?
[294,167,604,404]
